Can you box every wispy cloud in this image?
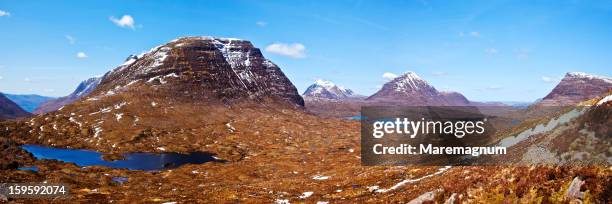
[486,85,502,90]
[0,10,10,17]
[65,35,76,44]
[382,72,398,80]
[459,31,481,37]
[256,21,268,27]
[76,52,88,59]
[0,75,3,80]
[541,76,553,82]
[516,48,529,59]
[265,43,306,58]
[541,76,561,83]
[110,15,136,30]
[485,48,498,54]
[432,71,447,77]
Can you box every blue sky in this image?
[0,0,610,101]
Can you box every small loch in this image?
[21,145,224,171]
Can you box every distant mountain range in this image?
[0,92,31,119]
[302,79,360,100]
[33,76,102,114]
[4,94,55,112]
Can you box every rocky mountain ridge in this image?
[538,72,612,106]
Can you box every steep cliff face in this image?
[0,93,31,119]
[539,72,612,106]
[367,72,470,105]
[95,37,303,106]
[34,76,101,114]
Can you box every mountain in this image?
[4,94,55,112]
[538,72,612,106]
[366,72,470,105]
[302,79,357,100]
[33,76,102,114]
[0,93,31,120]
[94,36,304,106]
[9,36,304,152]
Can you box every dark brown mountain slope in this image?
[538,72,611,106]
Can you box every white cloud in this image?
[382,72,398,80]
[486,85,502,90]
[516,48,529,59]
[109,15,136,30]
[0,76,3,80]
[432,71,447,76]
[485,48,498,54]
[76,52,88,58]
[265,43,306,58]
[541,76,561,83]
[256,21,268,27]
[469,31,480,37]
[24,77,31,82]
[65,35,76,44]
[0,10,10,17]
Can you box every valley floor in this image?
[1,110,610,203]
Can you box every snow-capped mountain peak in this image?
[367,71,471,105]
[565,72,612,83]
[303,79,355,99]
[389,71,431,92]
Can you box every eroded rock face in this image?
[366,72,470,105]
[97,37,303,106]
[539,72,612,106]
[0,93,30,120]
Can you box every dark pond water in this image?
[17,166,39,172]
[347,115,364,120]
[21,145,224,171]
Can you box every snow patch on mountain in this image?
[596,94,612,106]
[566,72,612,83]
[392,72,427,92]
[74,77,102,98]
